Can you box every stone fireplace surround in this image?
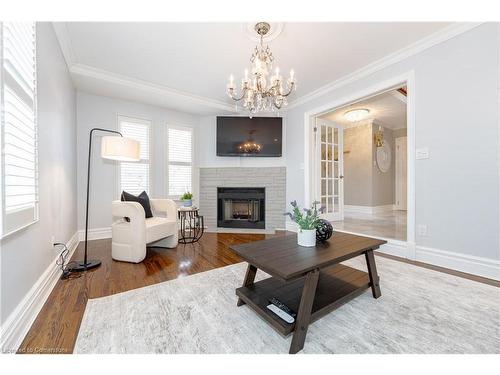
[199,167,286,232]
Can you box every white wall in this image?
[76,92,201,230]
[0,23,77,324]
[285,23,500,261]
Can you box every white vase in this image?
[297,229,316,247]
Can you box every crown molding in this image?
[70,63,236,113]
[53,22,483,114]
[287,22,483,110]
[52,21,236,113]
[52,22,77,68]
[390,90,407,104]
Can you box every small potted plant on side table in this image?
[180,191,193,207]
[285,200,325,247]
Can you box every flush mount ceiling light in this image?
[227,22,296,114]
[344,108,370,122]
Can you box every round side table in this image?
[178,207,204,244]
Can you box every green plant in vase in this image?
[284,200,325,247]
[181,191,193,207]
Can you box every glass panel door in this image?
[315,118,343,221]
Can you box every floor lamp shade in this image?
[101,136,140,161]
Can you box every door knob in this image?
[339,175,344,179]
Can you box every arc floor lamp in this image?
[72,127,140,272]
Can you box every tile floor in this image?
[334,210,407,241]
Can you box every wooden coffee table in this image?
[230,232,386,354]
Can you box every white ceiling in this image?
[55,22,453,114]
[320,89,407,129]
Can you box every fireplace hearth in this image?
[217,187,265,229]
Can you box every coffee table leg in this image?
[365,249,381,298]
[289,268,320,354]
[237,264,257,306]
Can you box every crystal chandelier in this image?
[226,22,296,113]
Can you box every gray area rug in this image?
[75,256,500,353]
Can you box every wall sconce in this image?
[374,126,384,148]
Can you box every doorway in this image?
[305,75,414,248]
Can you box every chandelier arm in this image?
[280,82,296,97]
[228,87,248,101]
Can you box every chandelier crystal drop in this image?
[227,22,297,114]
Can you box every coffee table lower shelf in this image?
[236,264,370,336]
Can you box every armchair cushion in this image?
[145,217,177,244]
[121,190,153,218]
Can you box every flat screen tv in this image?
[216,116,282,157]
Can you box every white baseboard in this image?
[78,227,112,241]
[378,240,412,259]
[415,245,500,281]
[309,224,498,280]
[0,231,79,354]
[344,204,396,214]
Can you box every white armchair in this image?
[111,198,178,263]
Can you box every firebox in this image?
[217,187,265,229]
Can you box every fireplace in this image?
[217,187,265,229]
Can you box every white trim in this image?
[344,204,396,214]
[0,231,79,353]
[70,63,236,113]
[415,246,500,281]
[1,22,39,238]
[379,241,409,259]
[287,224,409,259]
[52,22,77,68]
[285,225,498,280]
[390,90,407,104]
[288,23,482,109]
[78,227,111,241]
[304,71,416,254]
[51,22,481,115]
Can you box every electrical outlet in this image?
[416,147,429,160]
[418,224,427,236]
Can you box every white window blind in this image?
[168,126,192,197]
[119,116,150,195]
[1,22,38,237]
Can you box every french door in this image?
[395,136,408,210]
[313,118,344,221]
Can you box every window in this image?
[168,126,192,197]
[118,116,150,195]
[1,22,38,237]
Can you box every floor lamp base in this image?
[70,260,101,272]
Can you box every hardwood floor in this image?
[18,231,290,354]
[18,230,498,354]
